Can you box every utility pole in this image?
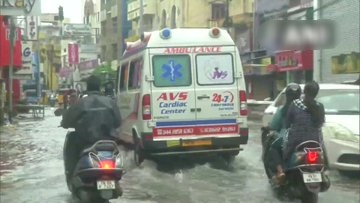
[59,6,64,38]
[117,0,124,63]
[139,0,144,35]
[8,17,16,124]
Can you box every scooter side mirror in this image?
[54,108,64,116]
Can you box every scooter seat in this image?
[80,140,118,156]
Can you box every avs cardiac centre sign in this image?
[0,0,42,16]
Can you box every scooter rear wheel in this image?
[300,191,318,203]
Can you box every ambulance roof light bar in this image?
[160,28,171,39]
[209,27,221,38]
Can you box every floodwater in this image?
[0,108,359,203]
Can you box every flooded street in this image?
[1,108,359,203]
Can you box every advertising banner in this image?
[331,52,360,74]
[26,16,39,40]
[0,17,22,68]
[0,0,42,16]
[68,43,79,65]
[78,59,98,79]
[58,66,74,78]
[63,24,92,37]
[275,50,313,72]
[14,41,33,78]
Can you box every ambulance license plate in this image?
[182,139,212,147]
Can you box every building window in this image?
[101,22,106,36]
[101,45,106,61]
[161,10,167,29]
[243,0,248,13]
[112,43,117,60]
[170,5,176,28]
[112,18,117,33]
[211,3,225,20]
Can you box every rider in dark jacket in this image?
[61,75,121,182]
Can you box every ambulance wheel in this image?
[134,138,144,166]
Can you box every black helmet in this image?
[285,83,301,102]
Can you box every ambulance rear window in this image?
[195,54,234,85]
[152,55,192,87]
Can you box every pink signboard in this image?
[68,43,79,65]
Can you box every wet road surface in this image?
[0,108,359,203]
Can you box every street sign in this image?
[13,74,32,80]
[26,16,39,40]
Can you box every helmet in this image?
[285,83,301,102]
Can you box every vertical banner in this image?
[68,43,79,65]
[26,16,39,40]
[32,52,41,98]
[0,17,22,67]
[20,41,32,74]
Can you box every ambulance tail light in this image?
[239,91,248,116]
[209,27,221,38]
[142,94,151,120]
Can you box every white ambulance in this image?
[116,28,248,165]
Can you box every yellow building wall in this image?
[229,0,254,16]
[158,0,211,28]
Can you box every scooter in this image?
[64,133,125,203]
[261,128,330,203]
[49,94,57,107]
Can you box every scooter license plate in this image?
[97,180,116,190]
[303,173,322,183]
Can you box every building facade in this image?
[314,0,359,83]
[126,0,253,38]
[248,0,315,100]
[99,0,131,68]
[83,0,101,44]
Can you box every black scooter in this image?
[64,135,125,203]
[261,128,330,203]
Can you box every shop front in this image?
[244,57,276,100]
[331,52,360,74]
[0,16,22,105]
[273,50,313,85]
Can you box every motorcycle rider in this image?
[283,81,325,160]
[61,75,122,183]
[265,83,301,185]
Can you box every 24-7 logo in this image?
[212,91,234,103]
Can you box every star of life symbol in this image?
[161,60,183,82]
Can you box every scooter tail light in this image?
[100,160,115,169]
[307,151,319,164]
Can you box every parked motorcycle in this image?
[49,94,57,107]
[64,135,125,203]
[261,128,330,203]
